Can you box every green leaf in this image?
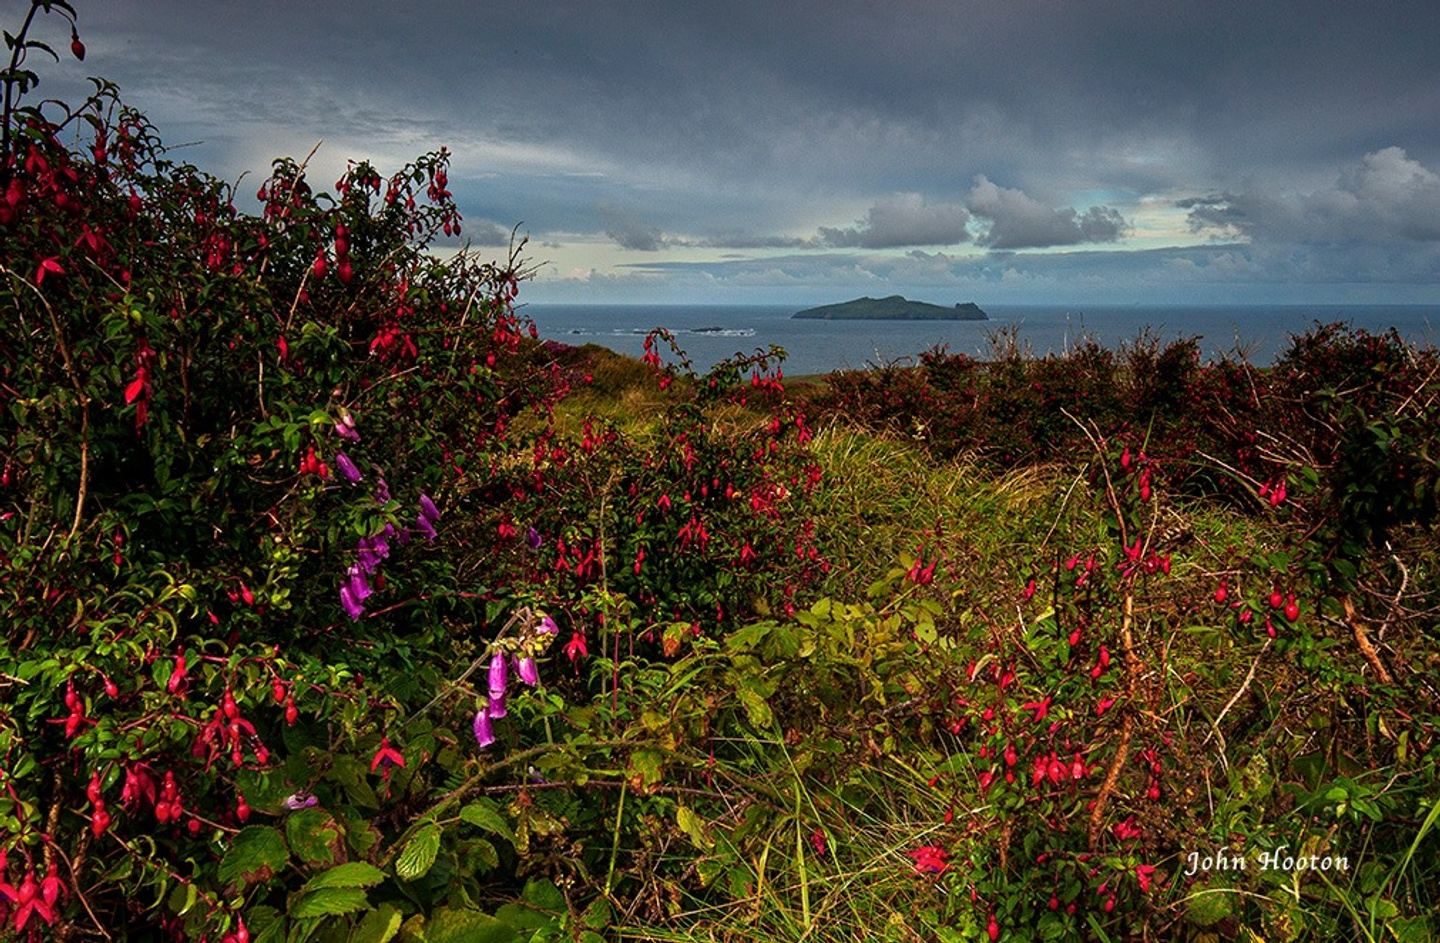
[423,907,517,943]
[394,824,442,881]
[218,826,289,887]
[287,807,345,867]
[736,682,774,729]
[300,862,386,892]
[458,799,513,843]
[521,878,564,911]
[676,805,713,850]
[351,905,403,943]
[289,886,368,918]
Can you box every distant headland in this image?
[792,296,989,321]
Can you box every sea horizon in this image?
[523,302,1440,375]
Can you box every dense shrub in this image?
[0,7,825,939]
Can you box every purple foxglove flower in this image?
[415,512,437,541]
[487,688,507,719]
[473,708,495,749]
[335,451,362,483]
[419,493,440,524]
[356,548,382,574]
[395,525,412,547]
[340,583,364,621]
[374,477,391,503]
[335,409,360,442]
[488,651,508,699]
[537,615,559,636]
[526,526,542,551]
[518,655,539,687]
[282,791,319,810]
[348,566,372,603]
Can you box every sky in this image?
[30,0,1440,305]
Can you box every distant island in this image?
[792,295,989,320]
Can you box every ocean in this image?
[523,304,1440,376]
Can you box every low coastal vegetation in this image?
[1,7,1436,942]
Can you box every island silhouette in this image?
[793,295,989,320]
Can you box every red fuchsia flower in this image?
[486,652,509,719]
[1096,696,1117,717]
[564,630,588,664]
[517,655,540,687]
[369,736,405,778]
[1022,577,1037,600]
[1113,816,1142,841]
[473,707,496,749]
[1022,695,1052,722]
[1090,645,1111,679]
[34,256,64,286]
[1136,863,1158,893]
[906,845,949,875]
[1214,581,1229,603]
[809,828,827,856]
[1269,479,1287,506]
[334,451,362,483]
[1284,595,1300,621]
[167,652,188,695]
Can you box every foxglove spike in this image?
[518,656,539,687]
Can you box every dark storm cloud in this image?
[38,0,1440,299]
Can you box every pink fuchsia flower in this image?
[487,652,508,718]
[334,451,362,483]
[1136,863,1158,893]
[517,655,540,687]
[906,844,949,875]
[473,707,496,749]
